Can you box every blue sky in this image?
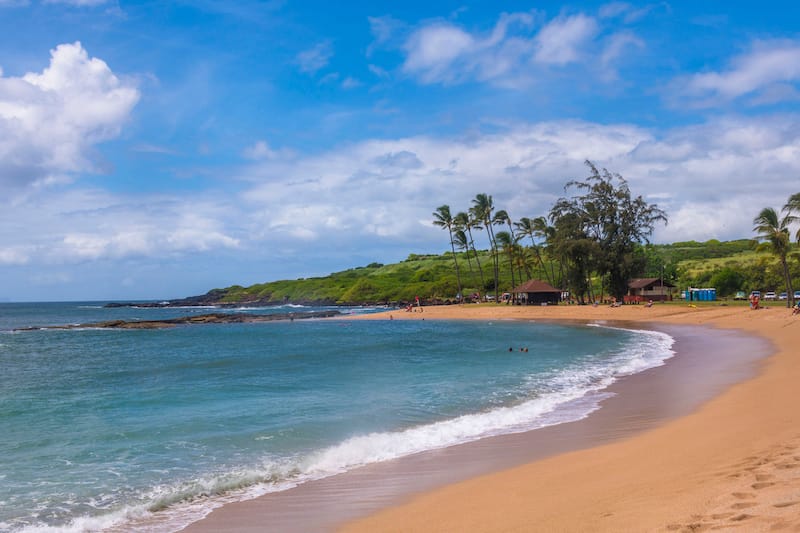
[1,1,799,301]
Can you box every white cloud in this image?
[44,0,108,5]
[367,15,406,56]
[598,2,661,24]
[368,64,390,79]
[53,212,240,261]
[401,12,540,86]
[400,10,635,87]
[534,14,598,65]
[0,187,240,267]
[601,31,645,68]
[341,76,361,89]
[599,2,631,19]
[296,41,333,75]
[0,246,30,265]
[402,24,475,83]
[242,140,277,160]
[677,39,800,106]
[0,41,139,190]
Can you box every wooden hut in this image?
[625,278,674,303]
[512,279,562,305]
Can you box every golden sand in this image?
[339,303,800,532]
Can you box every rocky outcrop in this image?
[15,310,341,331]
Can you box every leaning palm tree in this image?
[533,216,561,287]
[753,206,795,308]
[495,210,518,299]
[453,228,478,290]
[470,193,500,301]
[514,216,553,286]
[495,230,517,293]
[432,205,463,301]
[454,211,486,292]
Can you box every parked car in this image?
[734,291,747,300]
[764,291,777,300]
[779,292,788,300]
[795,291,800,300]
[750,290,761,298]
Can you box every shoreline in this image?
[184,303,799,532]
[341,304,800,532]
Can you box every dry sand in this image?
[338,302,800,532]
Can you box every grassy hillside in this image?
[177,238,799,306]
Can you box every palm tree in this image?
[495,230,517,294]
[533,216,561,287]
[432,205,463,301]
[471,193,500,301]
[495,210,519,298]
[753,206,794,308]
[454,211,486,292]
[453,228,478,290]
[515,216,554,286]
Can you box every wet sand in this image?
[185,302,800,532]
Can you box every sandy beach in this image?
[186,302,800,532]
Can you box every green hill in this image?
[171,239,799,306]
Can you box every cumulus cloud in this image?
[675,39,800,107]
[0,41,139,190]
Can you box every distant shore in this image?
[185,302,800,532]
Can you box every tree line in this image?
[433,161,668,304]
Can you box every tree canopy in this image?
[549,161,668,301]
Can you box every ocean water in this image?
[0,302,674,532]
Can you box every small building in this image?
[625,278,674,303]
[512,279,562,305]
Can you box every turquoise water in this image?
[0,303,674,532]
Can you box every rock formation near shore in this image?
[15,310,341,331]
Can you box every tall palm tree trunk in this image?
[468,228,486,292]
[448,228,463,300]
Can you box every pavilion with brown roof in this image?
[512,279,562,305]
